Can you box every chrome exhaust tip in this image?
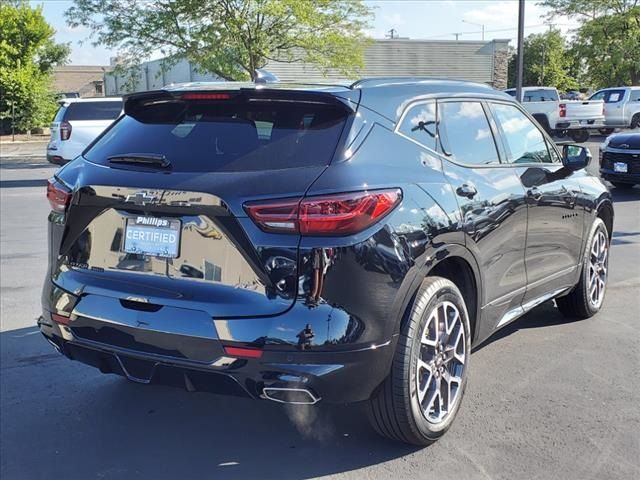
[261,387,321,405]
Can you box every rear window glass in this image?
[84,99,349,172]
[63,101,122,121]
[522,89,559,102]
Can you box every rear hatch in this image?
[49,100,122,158]
[53,88,355,319]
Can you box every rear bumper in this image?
[556,119,604,129]
[39,279,396,404]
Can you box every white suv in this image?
[47,97,122,165]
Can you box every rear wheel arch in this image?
[396,245,481,343]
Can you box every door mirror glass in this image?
[562,144,591,170]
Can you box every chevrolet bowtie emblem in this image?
[125,191,158,206]
[618,144,630,149]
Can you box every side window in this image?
[490,103,552,164]
[398,102,437,151]
[437,101,499,165]
[630,90,640,102]
[590,91,606,101]
[605,90,625,103]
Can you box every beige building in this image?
[52,65,111,98]
[105,38,511,95]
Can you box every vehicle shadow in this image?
[472,300,582,353]
[609,185,639,203]
[0,326,418,480]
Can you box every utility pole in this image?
[515,0,525,102]
[386,28,398,39]
[454,33,460,41]
[541,44,546,86]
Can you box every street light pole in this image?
[515,0,525,102]
[462,20,485,41]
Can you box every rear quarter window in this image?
[84,99,349,172]
[63,101,122,121]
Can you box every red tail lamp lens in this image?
[559,103,567,118]
[245,189,402,236]
[60,121,72,140]
[46,178,71,213]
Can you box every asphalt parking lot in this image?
[1,138,639,480]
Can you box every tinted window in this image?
[438,102,499,165]
[398,102,437,151]
[522,89,559,102]
[630,90,640,102]
[85,100,348,172]
[63,101,122,121]
[589,91,605,101]
[490,103,552,164]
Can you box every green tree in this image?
[508,29,579,91]
[541,0,640,87]
[66,0,373,83]
[0,1,70,133]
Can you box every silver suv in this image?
[47,97,122,165]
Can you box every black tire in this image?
[533,114,552,135]
[611,182,635,189]
[631,114,640,129]
[568,128,590,143]
[599,128,614,135]
[367,277,471,446]
[556,218,609,319]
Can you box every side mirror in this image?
[562,144,591,170]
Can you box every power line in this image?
[423,23,546,40]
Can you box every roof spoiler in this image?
[254,69,279,84]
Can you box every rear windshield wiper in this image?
[108,154,171,169]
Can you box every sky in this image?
[32,0,579,66]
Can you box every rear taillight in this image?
[245,189,402,236]
[46,178,71,213]
[559,103,567,118]
[180,92,232,100]
[59,121,72,140]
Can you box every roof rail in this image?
[350,77,492,89]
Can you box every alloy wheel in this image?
[588,230,608,308]
[416,301,466,424]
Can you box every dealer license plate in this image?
[123,216,181,258]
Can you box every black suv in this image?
[41,78,613,446]
[599,131,640,188]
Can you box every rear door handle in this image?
[527,187,542,201]
[456,184,477,199]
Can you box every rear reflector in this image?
[223,346,263,358]
[244,189,402,236]
[180,92,232,100]
[51,313,71,326]
[46,178,71,213]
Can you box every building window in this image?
[95,82,103,95]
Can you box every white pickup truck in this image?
[504,87,605,142]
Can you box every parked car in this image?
[589,86,640,133]
[504,86,604,142]
[41,77,613,446]
[600,131,640,188]
[46,97,122,165]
